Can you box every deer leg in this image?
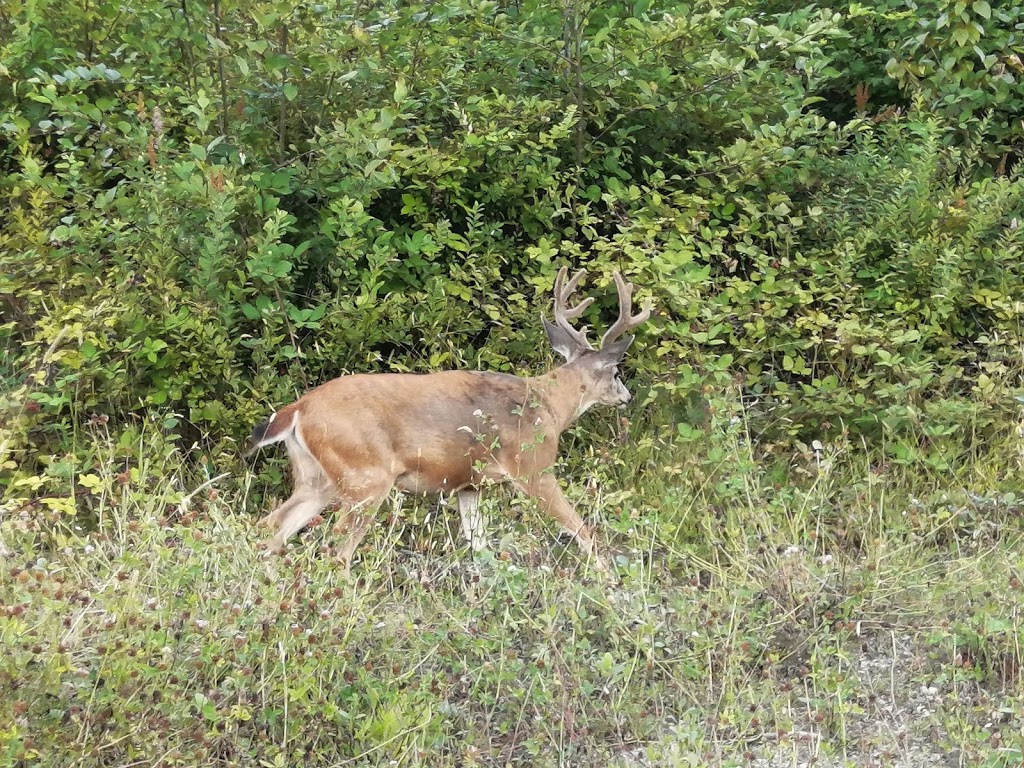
[258,493,302,530]
[518,475,607,570]
[322,466,395,575]
[457,489,487,551]
[332,493,390,576]
[259,487,329,554]
[260,437,329,534]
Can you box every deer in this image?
[248,267,652,574]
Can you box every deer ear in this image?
[544,318,584,362]
[599,335,634,364]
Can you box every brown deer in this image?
[249,268,651,573]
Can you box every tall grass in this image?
[3,408,1024,766]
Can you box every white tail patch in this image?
[283,413,333,491]
[289,415,324,474]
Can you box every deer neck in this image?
[532,365,592,433]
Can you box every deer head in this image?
[542,267,652,412]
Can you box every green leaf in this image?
[283,83,298,101]
[676,423,702,441]
[240,303,262,320]
[78,474,103,491]
[972,0,990,18]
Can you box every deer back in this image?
[253,371,565,494]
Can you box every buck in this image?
[249,267,651,573]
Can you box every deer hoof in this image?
[588,551,614,574]
[259,538,286,556]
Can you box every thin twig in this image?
[280,640,289,750]
[179,0,197,95]
[273,286,309,388]
[278,24,288,162]
[212,0,229,136]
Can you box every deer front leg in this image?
[457,489,487,552]
[518,474,607,571]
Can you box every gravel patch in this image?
[615,631,968,767]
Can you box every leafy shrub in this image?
[659,109,1023,452]
[762,0,1024,164]
[1,0,1022,515]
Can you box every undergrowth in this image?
[3,0,1024,764]
[4,404,1024,767]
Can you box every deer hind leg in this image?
[457,489,487,552]
[258,493,302,531]
[260,488,331,554]
[331,492,391,576]
[259,434,332,552]
[518,474,607,571]
[320,464,396,576]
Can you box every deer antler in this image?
[552,267,595,351]
[600,272,652,348]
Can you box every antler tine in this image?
[601,271,653,348]
[552,267,595,349]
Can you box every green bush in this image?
[763,0,1024,162]
[1,0,1022,512]
[662,109,1024,450]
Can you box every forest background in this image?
[2,0,1024,765]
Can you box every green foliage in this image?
[4,1,1024,764]
[6,3,1024,765]
[3,415,1024,765]
[768,0,1024,158]
[882,0,1024,157]
[1,0,1022,510]
[666,110,1023,450]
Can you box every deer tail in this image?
[245,403,299,457]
